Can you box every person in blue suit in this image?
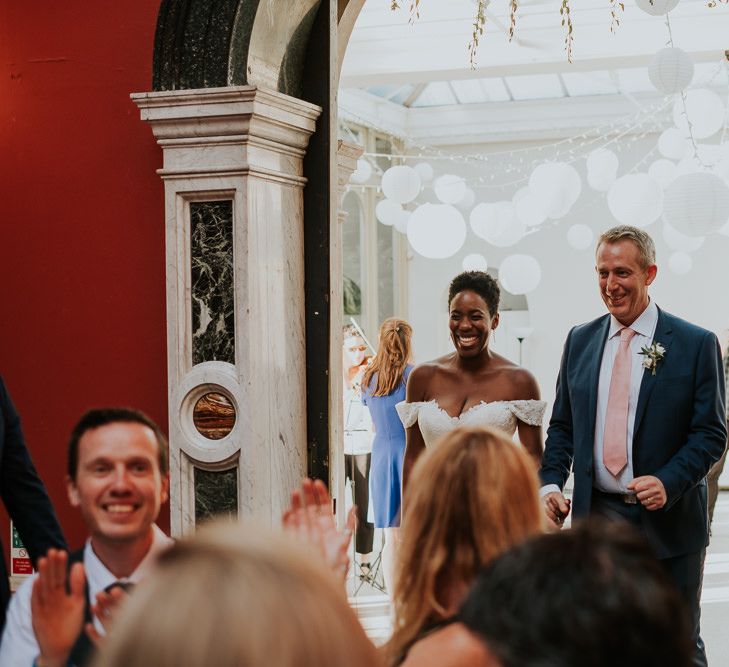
[0,376,66,631]
[541,225,726,667]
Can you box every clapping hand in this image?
[282,478,356,580]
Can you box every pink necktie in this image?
[603,327,636,476]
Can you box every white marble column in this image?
[132,86,321,535]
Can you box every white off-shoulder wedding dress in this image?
[396,399,546,448]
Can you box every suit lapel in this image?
[586,316,611,443]
[634,308,673,436]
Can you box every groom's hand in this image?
[627,476,667,511]
[543,492,571,530]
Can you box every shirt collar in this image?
[608,299,658,339]
[84,525,174,595]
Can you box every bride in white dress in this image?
[397,271,545,498]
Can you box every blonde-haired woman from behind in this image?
[386,426,543,666]
[93,521,381,667]
[361,317,414,595]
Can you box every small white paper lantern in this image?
[587,170,616,192]
[413,162,434,184]
[661,220,704,252]
[586,148,619,179]
[469,203,495,241]
[434,174,467,205]
[462,253,488,272]
[648,47,694,94]
[636,0,679,15]
[499,254,542,295]
[567,224,594,250]
[350,158,373,184]
[456,187,476,212]
[673,89,726,140]
[658,128,691,161]
[607,174,664,227]
[381,165,421,204]
[375,199,402,226]
[648,159,678,189]
[529,162,581,220]
[490,202,527,247]
[515,190,547,227]
[668,251,692,275]
[407,203,466,259]
[663,172,729,237]
[394,209,411,234]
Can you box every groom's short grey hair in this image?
[597,225,656,269]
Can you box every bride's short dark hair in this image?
[448,271,500,316]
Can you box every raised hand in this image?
[86,585,129,647]
[31,548,86,667]
[283,478,356,580]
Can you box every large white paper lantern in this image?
[470,203,494,241]
[587,170,616,192]
[648,47,694,94]
[607,174,664,227]
[462,253,488,272]
[456,187,476,212]
[658,128,691,160]
[529,162,581,219]
[668,251,692,275]
[661,220,704,252]
[414,162,434,184]
[663,172,729,236]
[648,159,678,189]
[375,199,402,226]
[381,165,421,204]
[586,148,619,179]
[490,202,527,247]
[407,203,466,259]
[515,190,548,227]
[350,158,373,184]
[636,0,678,15]
[567,224,594,250]
[673,89,725,140]
[434,174,467,205]
[499,254,542,295]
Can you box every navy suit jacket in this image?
[0,377,66,629]
[541,308,727,559]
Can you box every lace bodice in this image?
[395,399,546,449]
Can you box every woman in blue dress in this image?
[362,317,413,594]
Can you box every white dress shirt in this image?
[541,300,659,498]
[593,300,659,493]
[0,524,173,666]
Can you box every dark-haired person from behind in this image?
[0,376,66,632]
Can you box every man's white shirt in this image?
[541,300,659,496]
[0,525,173,666]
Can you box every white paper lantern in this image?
[668,251,692,275]
[394,209,411,234]
[499,254,542,295]
[515,190,547,227]
[607,174,664,227]
[375,199,402,226]
[567,224,594,250]
[490,202,527,247]
[586,148,619,179]
[434,174,467,205]
[587,170,616,192]
[381,165,421,204]
[469,203,494,241]
[636,0,678,15]
[512,187,529,204]
[673,89,726,140]
[350,158,372,184]
[648,159,678,189]
[407,203,466,259]
[663,172,729,237]
[648,48,694,94]
[718,219,729,237]
[658,128,691,161]
[529,162,581,220]
[413,162,434,184]
[456,187,476,212]
[661,221,704,252]
[462,253,488,272]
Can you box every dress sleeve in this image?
[396,401,424,428]
[508,400,547,426]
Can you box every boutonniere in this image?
[639,342,666,376]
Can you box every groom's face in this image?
[596,240,657,327]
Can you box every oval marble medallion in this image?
[192,392,236,440]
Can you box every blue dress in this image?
[362,365,413,528]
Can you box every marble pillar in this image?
[132,86,322,535]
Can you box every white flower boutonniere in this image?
[639,342,666,376]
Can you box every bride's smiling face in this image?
[449,290,499,358]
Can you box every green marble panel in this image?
[194,467,238,523]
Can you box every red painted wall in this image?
[0,1,169,558]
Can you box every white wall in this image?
[404,134,729,413]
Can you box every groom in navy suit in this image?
[541,225,726,667]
